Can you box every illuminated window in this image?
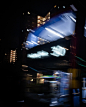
[48,17,50,19]
[13,53,16,54]
[37,24,40,27]
[13,59,15,60]
[37,20,41,23]
[10,49,17,63]
[39,79,44,83]
[23,13,24,15]
[13,57,15,58]
[13,54,15,56]
[30,79,33,81]
[37,16,40,19]
[5,53,7,55]
[38,41,40,44]
[39,38,41,41]
[43,22,45,24]
[13,59,15,61]
[43,18,46,21]
[27,12,30,14]
[13,55,15,56]
[63,6,65,8]
[54,5,57,8]
[58,6,59,9]
[48,12,50,15]
[13,56,15,58]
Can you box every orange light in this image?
[54,5,57,8]
[37,24,40,27]
[37,20,40,23]
[43,22,45,24]
[43,18,46,21]
[48,17,50,19]
[37,16,40,19]
[48,12,50,15]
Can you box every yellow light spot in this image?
[54,5,57,8]
[27,12,30,14]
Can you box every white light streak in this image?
[27,29,35,32]
[70,16,76,22]
[30,29,35,32]
[45,28,64,38]
[52,101,58,103]
[70,4,77,11]
[26,41,38,45]
[55,72,59,74]
[31,41,39,45]
[26,41,33,44]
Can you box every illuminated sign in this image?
[27,50,49,59]
[27,45,66,59]
[50,45,66,57]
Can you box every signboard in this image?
[50,45,66,57]
[27,50,49,59]
[27,45,66,59]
